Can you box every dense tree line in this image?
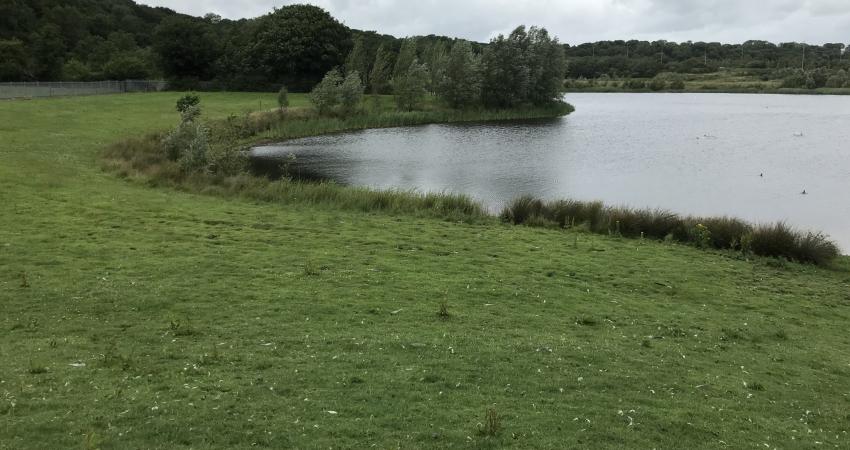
[0,0,179,81]
[4,0,846,92]
[313,25,567,112]
[565,40,850,81]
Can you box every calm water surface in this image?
[253,93,850,250]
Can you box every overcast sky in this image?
[139,0,850,45]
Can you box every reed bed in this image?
[501,195,840,266]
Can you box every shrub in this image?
[176,94,200,114]
[669,78,685,90]
[310,69,344,115]
[648,78,666,91]
[161,103,211,174]
[277,86,289,109]
[626,79,646,90]
[339,71,365,114]
[393,61,430,111]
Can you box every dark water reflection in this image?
[252,93,850,251]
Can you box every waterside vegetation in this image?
[501,196,841,266]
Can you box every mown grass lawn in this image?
[2,93,850,449]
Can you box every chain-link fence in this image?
[0,80,169,100]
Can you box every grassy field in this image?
[2,92,850,449]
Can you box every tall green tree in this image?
[393,60,429,111]
[393,38,418,80]
[437,40,482,108]
[249,5,352,91]
[153,16,220,81]
[0,39,30,80]
[481,26,531,108]
[309,68,344,115]
[425,40,449,93]
[340,71,365,114]
[345,35,370,86]
[369,44,394,94]
[526,27,566,105]
[31,24,66,80]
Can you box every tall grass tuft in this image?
[500,195,547,225]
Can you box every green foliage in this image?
[437,40,482,109]
[309,69,344,115]
[339,71,365,114]
[392,61,430,111]
[369,44,394,94]
[176,93,201,113]
[393,38,418,80]
[61,59,91,81]
[277,86,289,109]
[648,77,667,91]
[425,40,449,93]
[247,5,353,91]
[626,79,647,89]
[153,16,220,82]
[0,38,29,81]
[669,77,686,90]
[162,105,209,173]
[481,26,567,107]
[344,36,370,86]
[102,53,151,80]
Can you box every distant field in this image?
[2,93,850,449]
[566,70,850,95]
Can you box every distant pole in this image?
[801,45,805,70]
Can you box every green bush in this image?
[669,78,685,90]
[176,94,200,114]
[310,69,344,115]
[648,78,666,91]
[277,86,289,109]
[340,71,365,114]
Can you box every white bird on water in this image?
[793,131,804,137]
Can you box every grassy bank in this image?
[3,92,850,449]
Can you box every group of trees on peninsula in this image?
[307,25,567,113]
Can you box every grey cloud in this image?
[140,0,850,44]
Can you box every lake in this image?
[252,93,850,251]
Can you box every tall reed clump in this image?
[500,196,841,266]
[747,223,839,266]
